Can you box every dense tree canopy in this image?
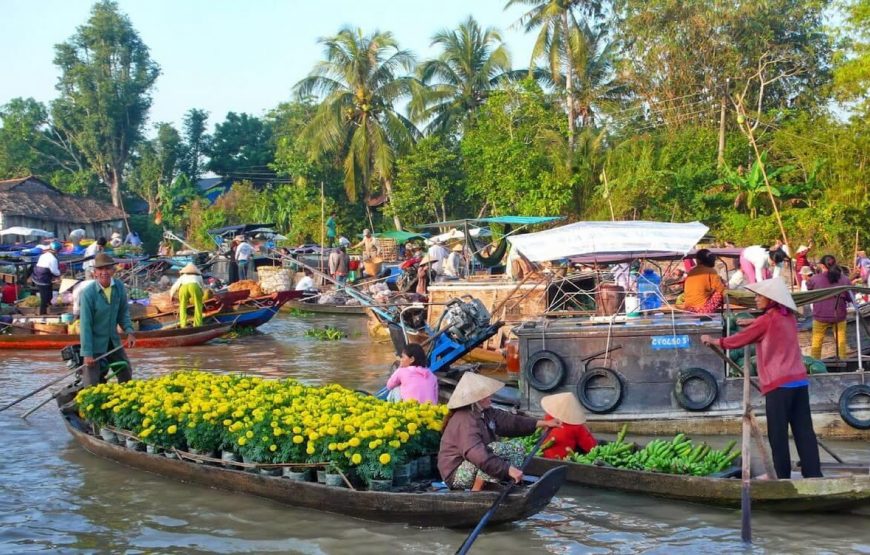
[1,0,867,258]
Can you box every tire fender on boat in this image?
[523,350,566,392]
[673,368,718,411]
[575,367,623,413]
[839,384,870,430]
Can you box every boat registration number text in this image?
[650,335,691,350]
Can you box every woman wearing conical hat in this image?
[701,278,822,479]
[169,263,205,328]
[438,373,561,490]
[538,392,598,459]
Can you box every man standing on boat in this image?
[328,246,350,285]
[32,240,62,315]
[235,235,254,281]
[78,253,134,386]
[326,212,337,248]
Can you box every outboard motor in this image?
[441,298,492,343]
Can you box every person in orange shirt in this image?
[683,249,726,313]
[540,392,597,459]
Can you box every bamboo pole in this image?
[734,99,789,248]
[320,181,325,277]
[602,169,615,221]
[740,348,752,543]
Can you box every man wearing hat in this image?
[170,263,205,327]
[538,392,598,459]
[438,372,561,490]
[794,242,812,285]
[427,238,449,276]
[78,253,135,387]
[32,240,63,315]
[701,278,822,479]
[443,243,465,279]
[353,229,379,265]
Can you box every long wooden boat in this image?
[283,298,368,315]
[526,456,870,512]
[61,410,566,527]
[0,322,231,349]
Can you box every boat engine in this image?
[61,344,83,369]
[441,298,492,343]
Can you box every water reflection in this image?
[0,313,868,553]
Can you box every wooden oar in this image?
[455,432,550,555]
[706,343,848,464]
[740,351,752,543]
[0,345,123,413]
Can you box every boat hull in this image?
[62,413,566,528]
[0,323,231,350]
[526,456,870,512]
[283,299,367,315]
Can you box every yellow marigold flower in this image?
[269,444,278,452]
[223,419,232,426]
[293,435,304,444]
[351,453,362,465]
[167,425,177,434]
[306,446,315,455]
[379,453,391,465]
[238,437,246,446]
[348,437,360,447]
[328,443,337,451]
[389,440,400,449]
[245,430,254,439]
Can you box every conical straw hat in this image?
[180,263,201,275]
[447,372,504,409]
[540,392,586,425]
[745,278,797,311]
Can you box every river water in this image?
[1,313,867,554]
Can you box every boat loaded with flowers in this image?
[64,371,565,527]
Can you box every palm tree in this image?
[294,28,419,230]
[567,22,624,128]
[411,17,513,135]
[505,0,602,151]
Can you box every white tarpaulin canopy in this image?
[425,226,490,246]
[507,220,710,262]
[0,226,53,237]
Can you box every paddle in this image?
[0,345,123,413]
[455,431,550,555]
[706,343,848,465]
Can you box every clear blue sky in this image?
[1,0,537,134]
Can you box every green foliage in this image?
[462,81,581,215]
[127,214,164,253]
[51,0,160,207]
[294,26,419,226]
[177,108,210,181]
[411,16,513,135]
[387,136,471,225]
[206,112,274,176]
[305,326,347,341]
[128,123,182,214]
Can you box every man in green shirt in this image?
[326,212,337,247]
[78,253,135,386]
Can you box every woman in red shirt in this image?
[540,392,597,459]
[701,278,822,479]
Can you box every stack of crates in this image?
[378,238,398,262]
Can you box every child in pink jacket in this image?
[386,343,438,404]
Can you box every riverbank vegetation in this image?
[0,0,867,256]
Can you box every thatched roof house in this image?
[0,176,126,240]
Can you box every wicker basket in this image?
[378,238,398,262]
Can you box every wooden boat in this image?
[283,298,367,315]
[0,322,232,350]
[60,410,567,528]
[136,307,223,331]
[211,290,300,328]
[526,456,870,512]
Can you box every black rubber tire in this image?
[576,367,623,414]
[523,350,566,392]
[839,384,870,430]
[673,368,719,411]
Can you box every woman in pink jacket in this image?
[702,278,822,479]
[386,343,438,404]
